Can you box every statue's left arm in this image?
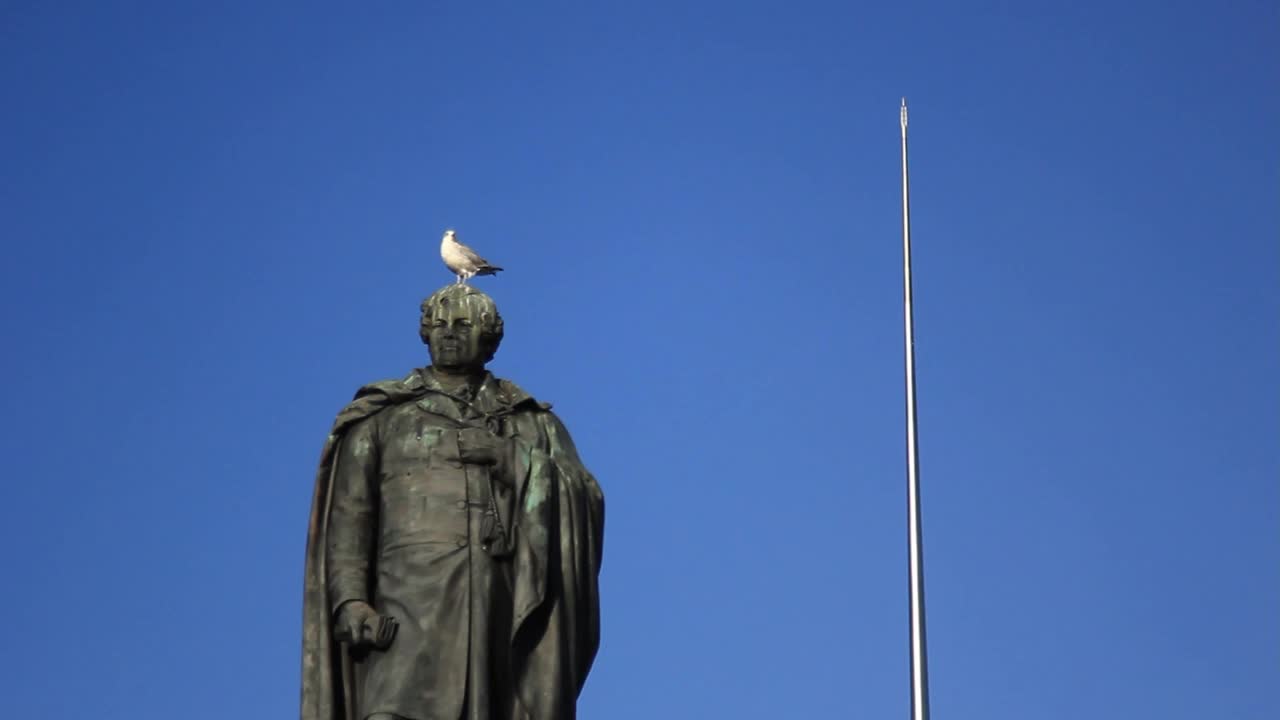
[541,412,605,514]
[502,391,607,715]
[540,410,605,691]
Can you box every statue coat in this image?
[300,369,604,720]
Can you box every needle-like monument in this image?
[900,97,931,720]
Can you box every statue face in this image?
[426,302,487,371]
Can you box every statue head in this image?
[419,284,505,370]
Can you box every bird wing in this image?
[455,241,494,268]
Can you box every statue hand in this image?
[334,600,382,649]
[457,428,518,483]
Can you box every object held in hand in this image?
[369,615,398,650]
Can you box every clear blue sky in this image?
[2,2,1276,718]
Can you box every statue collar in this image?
[406,367,543,416]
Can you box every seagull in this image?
[440,229,503,284]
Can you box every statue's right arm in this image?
[327,415,379,618]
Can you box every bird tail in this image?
[475,265,503,276]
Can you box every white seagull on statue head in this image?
[439,229,503,285]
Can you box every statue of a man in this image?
[300,285,605,720]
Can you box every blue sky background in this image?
[2,1,1276,718]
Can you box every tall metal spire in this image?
[900,97,931,720]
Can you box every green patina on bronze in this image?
[300,284,604,720]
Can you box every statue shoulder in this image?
[360,369,425,396]
[492,376,554,413]
[330,370,428,434]
[346,370,428,404]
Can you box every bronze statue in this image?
[300,284,605,720]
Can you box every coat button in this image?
[455,500,468,510]
[455,535,468,548]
